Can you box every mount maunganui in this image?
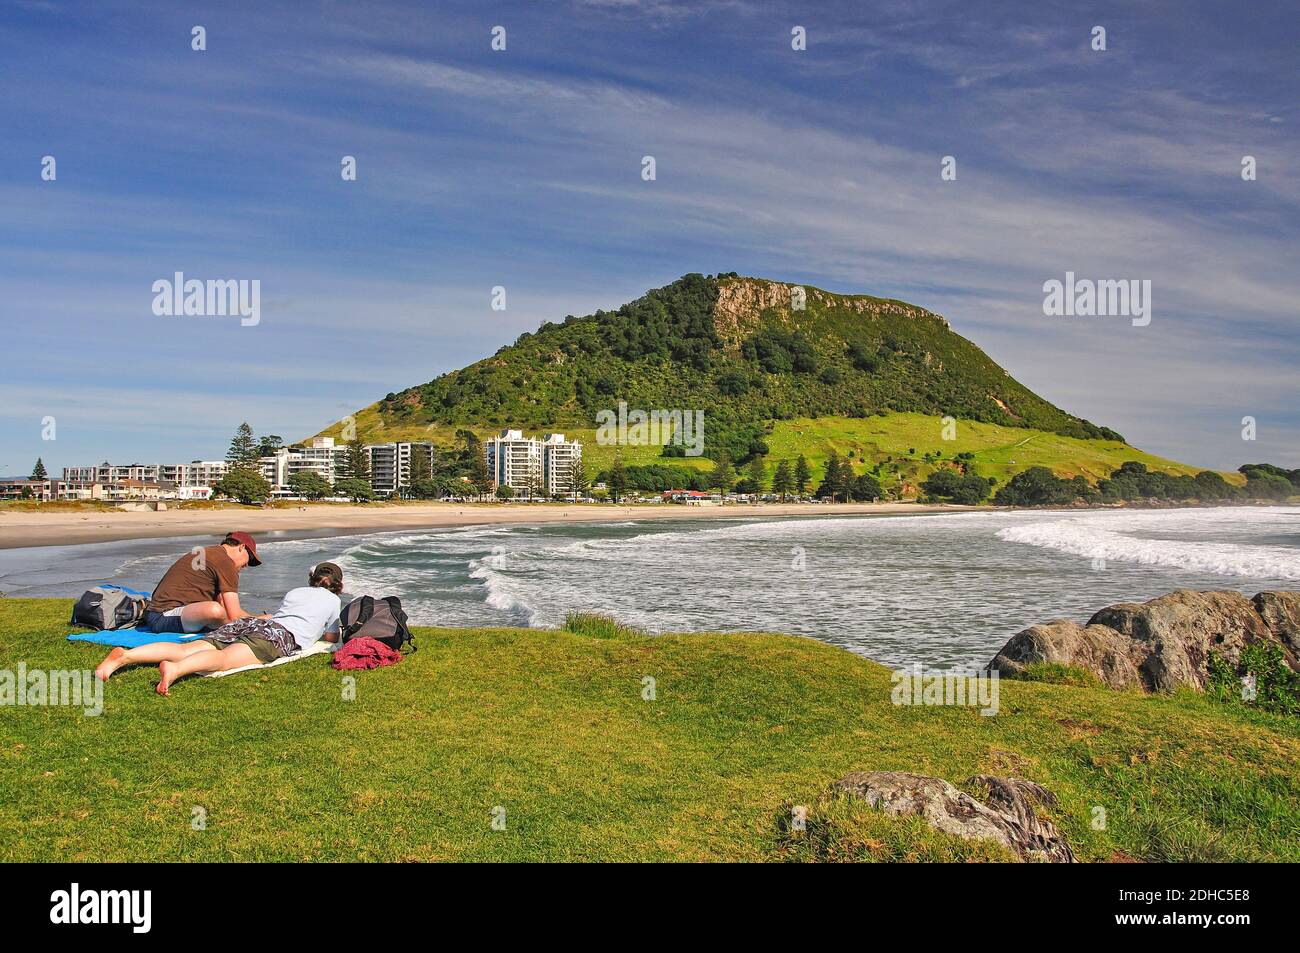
[332,274,1122,447]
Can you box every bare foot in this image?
[95,647,127,682]
[156,661,175,697]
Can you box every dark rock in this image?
[989,589,1300,693]
[1253,591,1300,665]
[834,770,1076,863]
[1089,590,1270,691]
[989,619,1144,689]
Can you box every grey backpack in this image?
[70,585,149,630]
[339,595,415,653]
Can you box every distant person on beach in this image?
[136,531,263,635]
[95,562,345,696]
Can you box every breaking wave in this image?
[997,517,1300,580]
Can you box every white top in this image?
[272,586,341,651]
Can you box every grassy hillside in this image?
[318,273,1125,449]
[5,598,1297,862]
[313,409,1224,487]
[308,273,1232,488]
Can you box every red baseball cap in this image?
[227,531,262,567]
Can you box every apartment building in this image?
[363,442,434,496]
[60,437,438,501]
[485,430,582,496]
[253,437,342,496]
[179,461,230,487]
[62,461,229,490]
[0,478,54,501]
[486,429,541,493]
[62,463,163,485]
[293,437,341,486]
[541,433,582,496]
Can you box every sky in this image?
[1,0,1296,476]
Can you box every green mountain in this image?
[314,273,1218,489]
[361,273,1120,438]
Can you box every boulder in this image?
[834,770,1076,863]
[1088,590,1270,692]
[989,589,1300,694]
[1253,591,1300,664]
[989,619,1145,689]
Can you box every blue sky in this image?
[1,0,1296,476]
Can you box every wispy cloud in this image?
[0,0,1295,473]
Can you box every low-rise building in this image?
[55,481,104,501]
[0,479,54,502]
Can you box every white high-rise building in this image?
[485,430,541,494]
[293,437,340,486]
[258,437,343,495]
[541,433,582,496]
[360,442,434,496]
[485,430,581,496]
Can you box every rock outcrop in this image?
[989,589,1300,692]
[834,770,1076,863]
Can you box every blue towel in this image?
[68,628,209,648]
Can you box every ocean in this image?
[4,506,1298,670]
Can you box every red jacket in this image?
[331,636,403,670]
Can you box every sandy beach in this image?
[0,501,978,550]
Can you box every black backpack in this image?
[339,596,416,653]
[70,585,149,630]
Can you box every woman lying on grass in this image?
[94,562,345,696]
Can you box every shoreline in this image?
[0,501,982,550]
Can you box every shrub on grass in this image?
[1207,643,1300,717]
[561,612,644,640]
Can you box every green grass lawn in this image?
[763,414,1232,487]
[5,598,1296,862]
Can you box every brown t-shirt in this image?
[147,546,241,612]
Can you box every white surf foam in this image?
[997,517,1300,580]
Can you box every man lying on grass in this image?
[95,563,345,696]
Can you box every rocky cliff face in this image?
[990,589,1300,692]
[711,277,947,349]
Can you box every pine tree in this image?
[409,446,432,484]
[746,456,767,493]
[771,459,794,501]
[30,457,47,481]
[226,423,259,467]
[819,451,844,501]
[607,456,629,503]
[345,443,371,482]
[794,455,811,497]
[468,448,492,500]
[406,446,433,499]
[570,457,590,501]
[708,456,734,497]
